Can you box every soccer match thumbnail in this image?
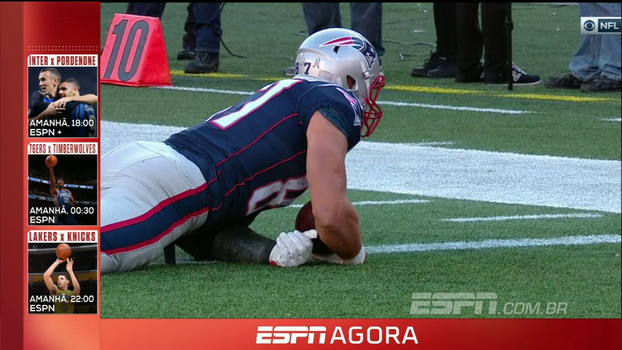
[27,64,98,138]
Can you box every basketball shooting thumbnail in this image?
[27,234,98,314]
[28,148,98,226]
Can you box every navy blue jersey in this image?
[64,101,96,137]
[56,188,72,210]
[28,91,55,118]
[29,91,55,109]
[55,188,78,225]
[165,78,363,228]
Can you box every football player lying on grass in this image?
[100,28,384,273]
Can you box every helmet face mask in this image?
[294,28,385,138]
[361,74,385,137]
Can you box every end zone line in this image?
[289,199,431,208]
[366,234,621,254]
[154,85,532,115]
[442,213,604,222]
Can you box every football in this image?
[46,155,58,167]
[56,243,71,260]
[295,201,334,255]
[295,201,316,232]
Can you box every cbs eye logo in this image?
[583,20,596,32]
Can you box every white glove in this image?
[269,230,314,267]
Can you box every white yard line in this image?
[347,142,621,213]
[377,100,531,114]
[156,85,255,96]
[167,233,620,263]
[366,234,621,254]
[101,121,621,213]
[442,213,604,222]
[409,141,455,147]
[289,199,431,208]
[155,85,533,115]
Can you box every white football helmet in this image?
[294,28,385,137]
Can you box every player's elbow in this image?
[313,201,358,234]
[312,199,362,258]
[312,203,338,230]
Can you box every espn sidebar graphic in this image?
[27,142,98,226]
[27,231,98,314]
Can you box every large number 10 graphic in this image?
[103,19,150,82]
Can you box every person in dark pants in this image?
[176,3,197,60]
[545,3,621,92]
[284,3,384,76]
[183,2,222,74]
[127,3,195,60]
[454,2,540,85]
[411,3,458,79]
[126,2,166,18]
[126,2,222,74]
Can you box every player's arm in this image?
[175,223,314,268]
[28,91,43,117]
[27,94,38,120]
[53,94,98,107]
[43,259,64,295]
[28,103,64,123]
[66,258,80,295]
[68,190,76,207]
[47,162,58,197]
[305,110,365,263]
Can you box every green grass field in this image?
[99,3,621,319]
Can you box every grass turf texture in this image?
[99,3,621,318]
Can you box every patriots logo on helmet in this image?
[320,36,377,69]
